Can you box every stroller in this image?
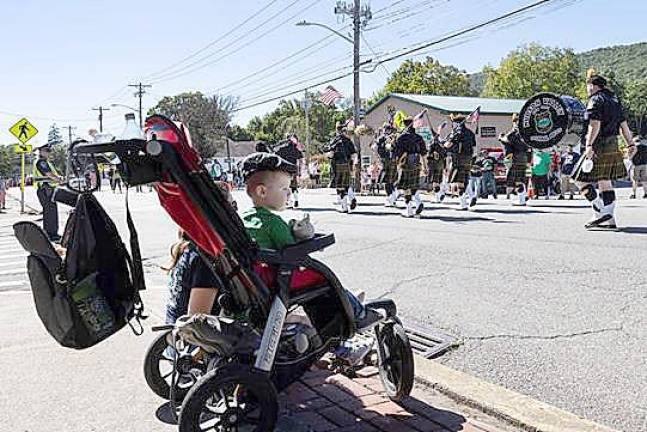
[71,115,414,431]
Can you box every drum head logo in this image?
[534,111,553,133]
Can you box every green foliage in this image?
[0,145,16,177]
[47,124,63,145]
[226,124,253,141]
[246,99,351,154]
[483,44,580,99]
[577,42,647,83]
[625,79,647,134]
[148,92,237,158]
[384,57,474,97]
[50,144,67,175]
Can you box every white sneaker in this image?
[340,197,348,213]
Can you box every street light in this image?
[110,103,141,128]
[295,20,353,44]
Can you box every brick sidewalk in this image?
[278,366,505,432]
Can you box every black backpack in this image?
[13,193,146,349]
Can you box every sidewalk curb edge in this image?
[413,356,619,432]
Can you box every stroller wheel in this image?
[143,331,206,401]
[376,321,414,401]
[179,363,278,432]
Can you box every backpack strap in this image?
[125,188,147,334]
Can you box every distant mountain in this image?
[469,42,647,96]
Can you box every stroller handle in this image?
[73,139,147,156]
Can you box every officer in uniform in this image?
[374,123,399,206]
[574,69,635,229]
[394,116,427,217]
[499,113,530,206]
[444,114,476,210]
[426,124,447,202]
[324,123,357,213]
[33,144,64,241]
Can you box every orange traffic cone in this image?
[527,179,535,200]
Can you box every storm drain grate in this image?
[403,323,457,359]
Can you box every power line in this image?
[150,0,321,84]
[142,0,281,81]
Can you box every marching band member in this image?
[394,117,427,217]
[573,69,635,229]
[374,123,399,206]
[427,123,448,202]
[324,123,358,213]
[499,113,530,206]
[444,114,477,210]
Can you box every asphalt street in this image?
[1,186,646,431]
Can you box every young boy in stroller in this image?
[68,115,413,432]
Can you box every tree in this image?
[148,92,238,158]
[226,124,253,141]
[382,57,474,97]
[625,79,647,134]
[0,145,16,177]
[483,44,580,99]
[47,123,63,145]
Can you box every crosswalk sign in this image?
[9,118,38,144]
[13,144,33,153]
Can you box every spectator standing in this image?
[559,145,580,200]
[368,161,381,195]
[477,149,497,199]
[630,137,647,199]
[0,176,6,210]
[531,149,552,199]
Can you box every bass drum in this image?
[518,93,587,149]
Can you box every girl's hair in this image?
[161,229,192,273]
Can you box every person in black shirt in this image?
[324,123,357,213]
[573,70,635,229]
[629,137,647,199]
[394,117,427,217]
[499,113,530,206]
[444,114,476,210]
[33,144,64,241]
[426,123,448,202]
[373,124,399,207]
[274,134,304,208]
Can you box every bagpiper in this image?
[324,123,358,213]
[426,123,448,202]
[374,123,399,206]
[573,69,635,229]
[393,116,427,217]
[499,113,530,206]
[444,114,477,210]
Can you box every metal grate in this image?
[404,323,457,359]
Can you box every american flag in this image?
[465,106,481,124]
[413,109,428,129]
[318,85,343,106]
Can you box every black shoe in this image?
[569,195,574,200]
[415,203,424,215]
[469,197,477,207]
[585,214,613,229]
[630,194,636,199]
[493,194,498,199]
[558,195,564,200]
[293,201,299,208]
[643,194,647,199]
[350,198,357,210]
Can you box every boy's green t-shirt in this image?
[242,206,296,250]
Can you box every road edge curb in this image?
[413,356,619,432]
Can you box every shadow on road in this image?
[618,226,647,235]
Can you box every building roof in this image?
[367,93,526,115]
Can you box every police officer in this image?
[394,116,427,217]
[444,114,477,210]
[499,113,530,206]
[324,123,357,213]
[574,70,635,229]
[374,123,398,206]
[33,144,64,241]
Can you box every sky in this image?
[0,0,645,145]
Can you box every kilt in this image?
[506,158,528,187]
[332,162,352,190]
[573,136,627,182]
[449,154,472,186]
[427,159,445,185]
[380,159,398,185]
[397,163,421,191]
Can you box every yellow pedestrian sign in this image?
[9,118,38,144]
[13,144,33,153]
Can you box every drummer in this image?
[573,69,635,229]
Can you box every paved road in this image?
[0,188,517,432]
[3,187,646,430]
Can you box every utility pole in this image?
[61,125,77,145]
[334,1,371,161]
[92,106,110,132]
[303,89,311,163]
[128,82,152,129]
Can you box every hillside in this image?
[469,41,647,95]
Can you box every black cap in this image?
[240,152,296,182]
[35,143,52,151]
